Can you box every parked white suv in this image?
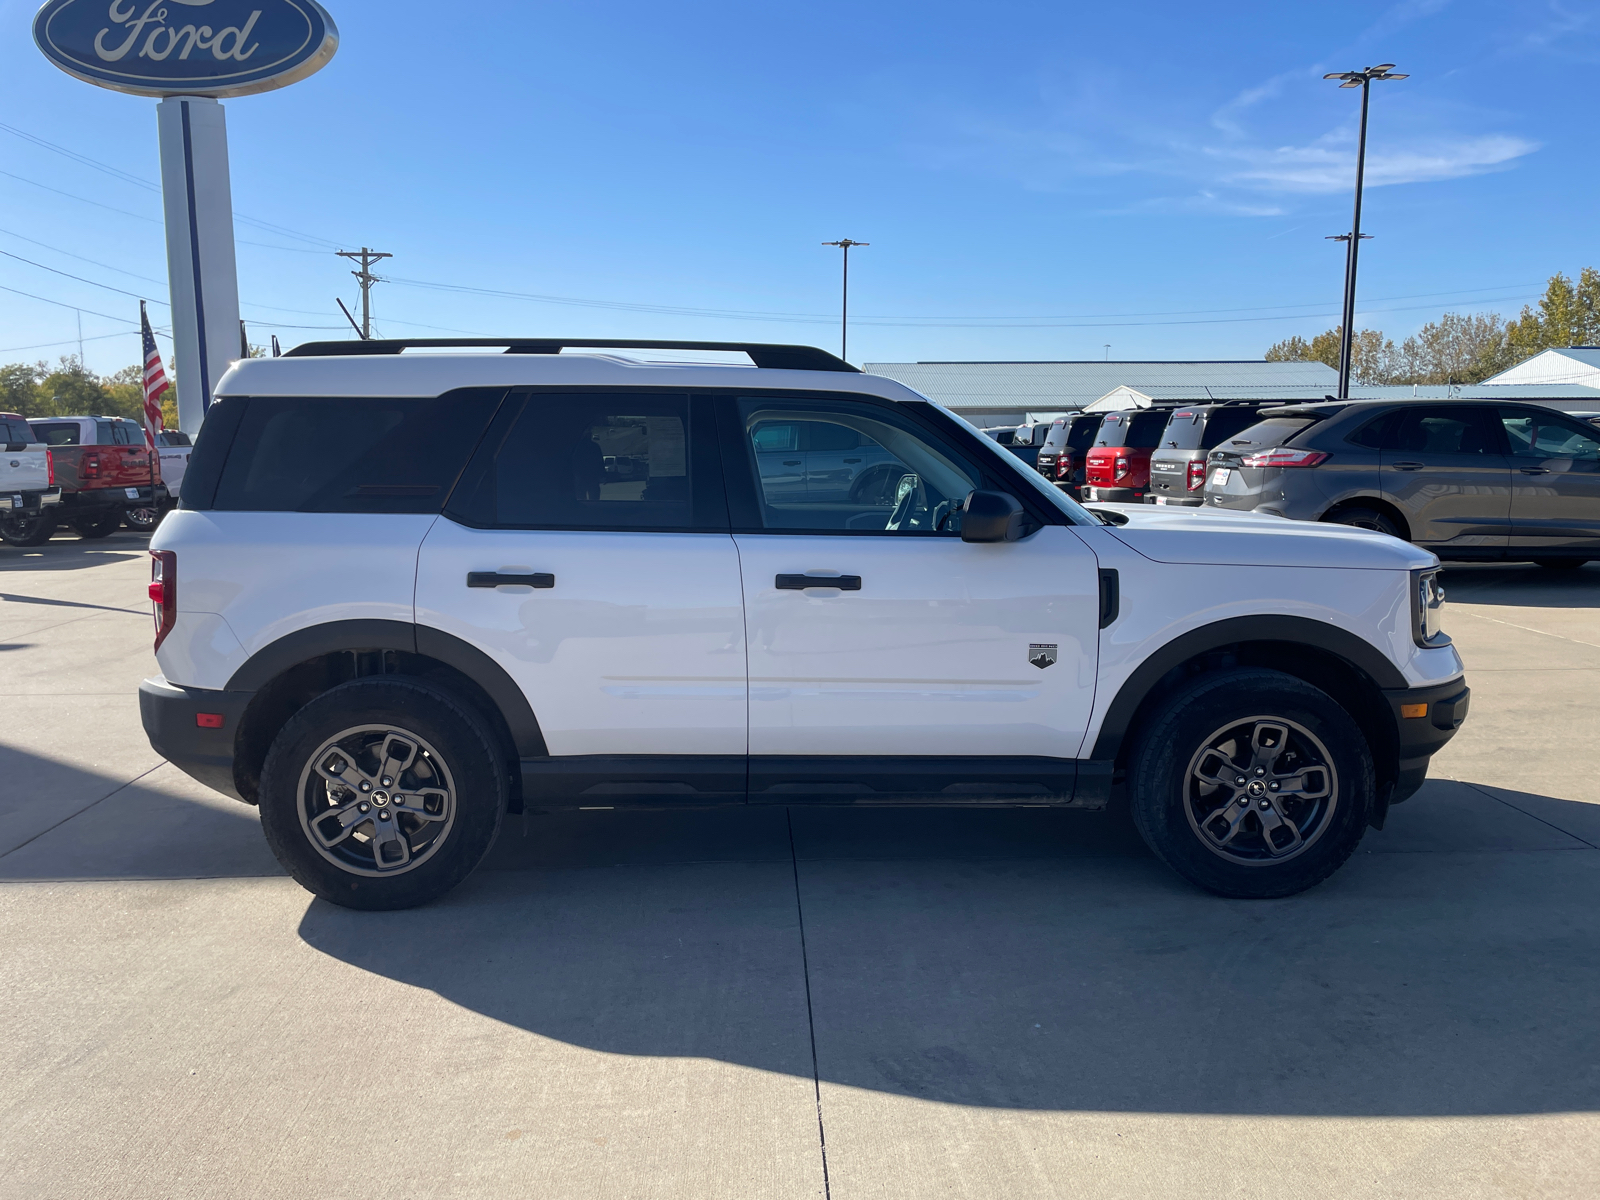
[140,339,1469,909]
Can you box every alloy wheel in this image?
[296,724,457,877]
[1183,716,1339,866]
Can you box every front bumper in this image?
[139,676,255,802]
[1383,676,1470,804]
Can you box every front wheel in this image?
[258,677,508,910]
[0,511,55,547]
[1127,668,1375,898]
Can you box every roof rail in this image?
[280,338,860,373]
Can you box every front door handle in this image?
[1520,467,1550,475]
[783,459,802,466]
[1392,461,1425,471]
[776,573,861,591]
[467,571,554,589]
[844,458,861,464]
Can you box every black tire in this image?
[1327,506,1404,540]
[1127,668,1375,899]
[72,512,122,539]
[1533,559,1589,570]
[258,677,508,910]
[0,511,56,547]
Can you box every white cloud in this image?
[1212,133,1539,193]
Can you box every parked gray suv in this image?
[1147,402,1278,506]
[1204,400,1600,566]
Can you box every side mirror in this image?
[960,490,1026,543]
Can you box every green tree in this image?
[1264,326,1396,384]
[0,361,42,416]
[1395,312,1510,385]
[35,357,108,417]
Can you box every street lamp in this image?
[822,239,868,363]
[1323,63,1407,398]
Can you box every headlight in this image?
[1412,568,1447,646]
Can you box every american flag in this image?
[140,301,169,449]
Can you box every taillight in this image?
[1186,460,1206,491]
[150,550,176,651]
[1056,454,1073,480]
[84,453,100,480]
[1240,447,1329,469]
[46,448,54,487]
[1114,454,1131,481]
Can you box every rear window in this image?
[1223,416,1318,451]
[1160,411,1205,450]
[30,422,81,446]
[208,391,502,513]
[1097,410,1169,448]
[158,431,192,447]
[1199,407,1268,449]
[1043,416,1102,452]
[2,419,34,443]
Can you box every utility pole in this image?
[1323,64,1407,398]
[822,239,868,363]
[335,247,392,339]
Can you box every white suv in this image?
[139,339,1469,909]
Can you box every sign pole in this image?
[156,97,242,435]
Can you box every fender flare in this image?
[225,618,547,756]
[1089,614,1406,761]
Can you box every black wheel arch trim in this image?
[1089,615,1408,763]
[224,619,548,757]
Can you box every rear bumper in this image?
[59,484,167,512]
[1084,485,1144,502]
[1383,676,1470,804]
[138,676,254,803]
[2,487,60,513]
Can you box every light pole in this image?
[1323,63,1407,398]
[822,239,868,362]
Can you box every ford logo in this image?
[33,0,337,98]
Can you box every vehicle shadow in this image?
[1443,561,1600,608]
[0,530,146,571]
[294,785,1600,1118]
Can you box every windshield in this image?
[940,407,1099,525]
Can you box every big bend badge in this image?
[1029,643,1058,669]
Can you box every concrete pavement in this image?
[1,531,1597,1198]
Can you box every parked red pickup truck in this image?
[26,416,168,539]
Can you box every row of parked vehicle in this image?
[987,398,1600,565]
[0,413,190,546]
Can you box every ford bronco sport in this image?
[139,339,1469,909]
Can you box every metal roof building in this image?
[862,360,1340,424]
[1480,347,1600,391]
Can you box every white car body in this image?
[141,343,1467,833]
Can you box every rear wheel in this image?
[1534,558,1589,570]
[72,512,122,539]
[0,511,56,547]
[258,677,508,910]
[1128,668,1374,898]
[124,504,161,533]
[1327,506,1404,540]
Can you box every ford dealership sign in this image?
[33,0,338,97]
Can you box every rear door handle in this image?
[843,458,861,464]
[776,573,861,591]
[783,459,802,466]
[1520,467,1550,475]
[1392,461,1425,471]
[467,572,554,588]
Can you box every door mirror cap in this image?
[961,490,1026,543]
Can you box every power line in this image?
[0,226,166,285]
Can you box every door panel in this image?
[421,390,745,760]
[736,527,1100,761]
[418,521,747,756]
[1379,406,1510,551]
[1500,410,1600,551]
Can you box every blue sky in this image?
[1,0,1595,375]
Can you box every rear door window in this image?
[1391,407,1504,456]
[449,392,725,531]
[210,390,503,513]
